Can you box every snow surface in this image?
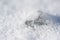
[0,0,60,40]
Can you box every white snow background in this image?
[0,0,60,40]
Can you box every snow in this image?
[0,0,60,40]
